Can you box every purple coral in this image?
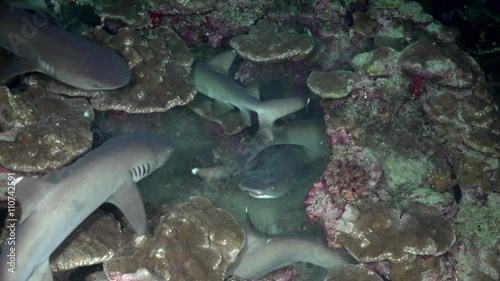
[304,181,348,248]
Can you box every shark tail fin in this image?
[255,97,310,134]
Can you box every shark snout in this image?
[154,136,175,166]
[158,145,175,166]
[83,56,131,90]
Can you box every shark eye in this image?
[92,82,101,87]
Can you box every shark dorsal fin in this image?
[15,177,52,224]
[107,180,148,235]
[244,206,267,248]
[246,81,260,100]
[208,51,236,75]
[41,166,74,183]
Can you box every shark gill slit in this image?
[139,165,144,178]
[130,168,137,181]
[131,167,140,181]
[131,163,151,181]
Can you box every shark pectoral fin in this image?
[246,81,260,100]
[29,259,53,281]
[240,109,252,127]
[0,57,40,83]
[16,177,52,224]
[107,181,148,235]
[208,51,236,74]
[213,100,235,116]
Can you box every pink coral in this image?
[327,128,352,146]
[323,158,371,201]
[305,158,384,248]
[304,180,348,248]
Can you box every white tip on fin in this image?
[16,176,50,224]
[246,81,260,100]
[191,168,199,175]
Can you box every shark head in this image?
[107,133,174,182]
[50,50,131,90]
[239,174,290,199]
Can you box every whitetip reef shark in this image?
[0,133,174,281]
[193,119,329,182]
[0,2,131,90]
[226,208,353,279]
[3,0,50,13]
[190,51,309,137]
[238,146,311,199]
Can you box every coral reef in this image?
[0,1,496,281]
[26,26,196,113]
[108,268,165,281]
[322,158,375,202]
[186,95,246,135]
[398,37,479,88]
[149,0,216,15]
[307,70,362,99]
[49,197,245,280]
[325,264,383,281]
[51,212,125,271]
[72,0,145,25]
[89,26,195,113]
[227,266,298,281]
[426,168,458,193]
[482,239,500,280]
[337,200,455,263]
[310,3,499,198]
[73,0,288,48]
[230,20,314,63]
[0,87,93,172]
[453,193,500,280]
